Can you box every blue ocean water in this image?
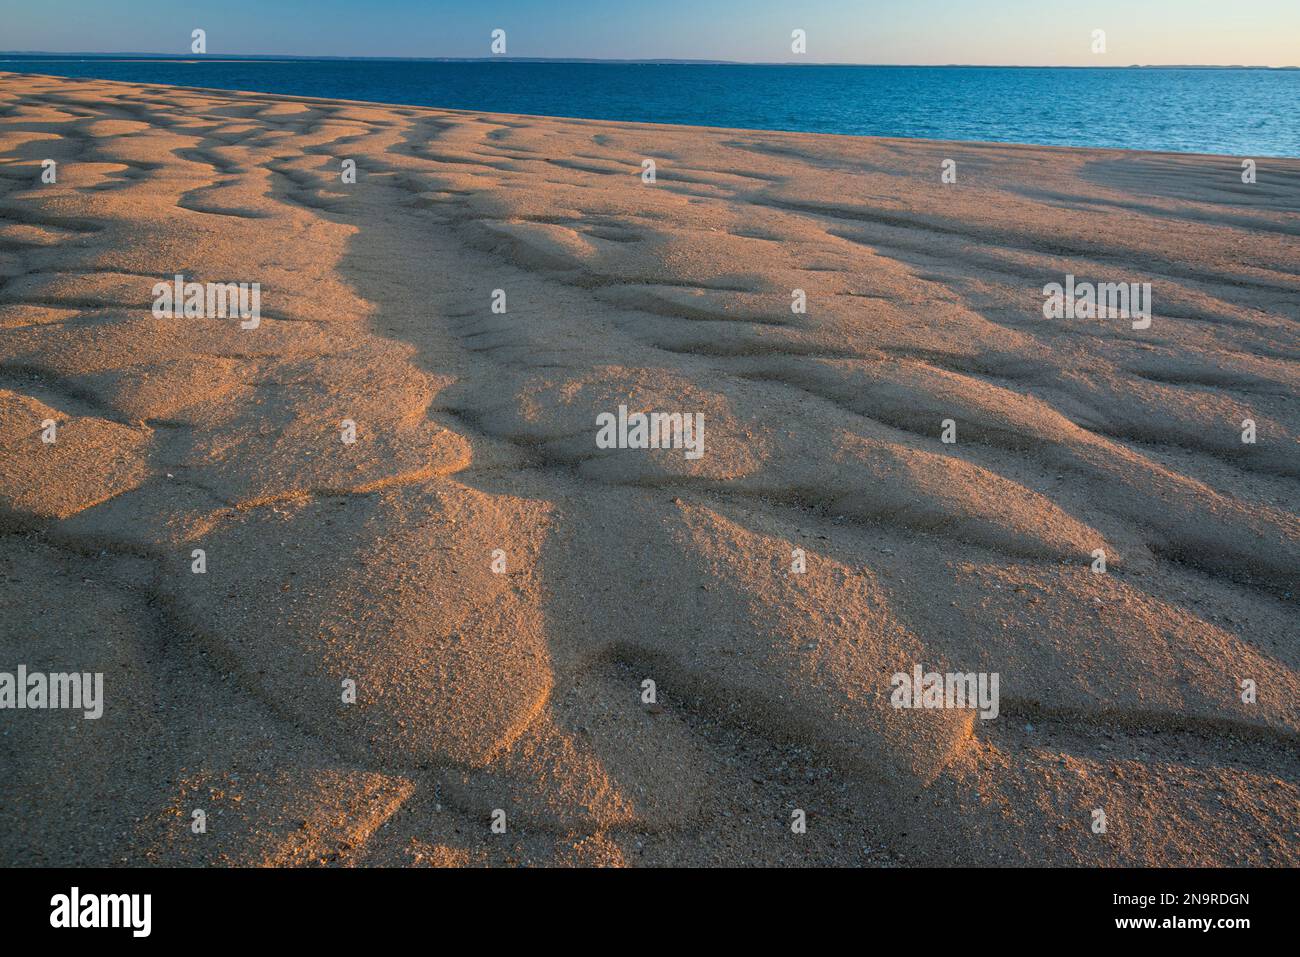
[2,56,1297,157]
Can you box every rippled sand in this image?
[1,73,1297,866]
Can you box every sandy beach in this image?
[0,72,1296,867]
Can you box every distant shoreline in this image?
[1,53,1297,70]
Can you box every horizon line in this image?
[1,52,1297,70]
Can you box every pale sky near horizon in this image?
[2,0,1298,67]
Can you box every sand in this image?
[0,72,1296,867]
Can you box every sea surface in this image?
[2,56,1297,157]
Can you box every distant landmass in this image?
[1,52,1296,69]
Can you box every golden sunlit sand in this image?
[0,73,1297,866]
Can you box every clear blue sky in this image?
[3,0,1298,66]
